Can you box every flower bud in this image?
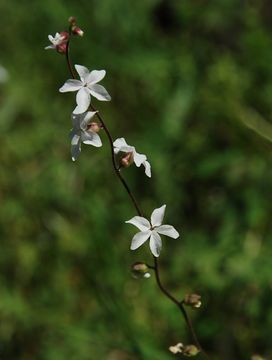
[120,152,134,168]
[182,345,200,357]
[72,26,84,37]
[131,262,151,279]
[59,31,69,42]
[56,43,68,54]
[88,122,101,133]
[68,16,77,26]
[183,294,202,309]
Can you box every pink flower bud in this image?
[72,26,84,37]
[121,152,134,168]
[59,31,69,42]
[87,122,100,133]
[56,43,68,54]
[68,16,77,25]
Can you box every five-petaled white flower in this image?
[45,32,68,50]
[59,65,111,114]
[126,205,179,257]
[70,111,102,161]
[113,137,151,177]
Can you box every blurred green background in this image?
[1,0,272,359]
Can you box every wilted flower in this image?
[45,32,69,53]
[169,343,199,357]
[126,205,179,257]
[183,294,202,309]
[169,343,184,354]
[113,137,151,177]
[131,262,151,279]
[182,345,200,357]
[70,111,102,161]
[59,64,111,114]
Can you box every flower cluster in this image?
[46,18,180,260]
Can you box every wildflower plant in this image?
[46,17,208,358]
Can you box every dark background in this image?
[0,0,272,359]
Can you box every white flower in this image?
[126,205,179,257]
[45,32,68,50]
[59,64,111,114]
[113,137,151,178]
[70,111,102,161]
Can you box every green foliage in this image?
[1,0,272,359]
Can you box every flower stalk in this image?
[51,17,209,359]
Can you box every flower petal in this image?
[81,131,102,147]
[75,64,90,82]
[71,133,80,146]
[125,216,150,231]
[87,70,106,85]
[73,87,91,114]
[151,205,166,227]
[156,225,179,239]
[71,113,82,131]
[59,79,82,92]
[149,231,162,257]
[71,141,81,161]
[133,151,147,167]
[89,84,111,101]
[45,45,55,50]
[130,230,151,250]
[143,160,151,178]
[113,138,134,154]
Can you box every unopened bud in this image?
[72,25,84,37]
[183,294,202,309]
[182,345,200,357]
[88,122,100,133]
[68,16,77,25]
[56,43,68,54]
[59,31,69,42]
[121,152,134,168]
[131,262,151,279]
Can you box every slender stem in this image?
[65,38,76,79]
[64,37,208,359]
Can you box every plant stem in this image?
[64,37,208,359]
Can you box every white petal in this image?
[59,79,82,92]
[75,64,90,82]
[143,160,151,178]
[81,131,102,147]
[149,231,162,257]
[156,225,179,239]
[133,151,147,167]
[130,230,151,250]
[48,35,54,42]
[89,84,111,101]
[71,142,81,161]
[113,138,134,153]
[87,70,106,85]
[71,133,80,146]
[126,216,150,231]
[151,204,166,227]
[45,45,55,50]
[73,87,91,114]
